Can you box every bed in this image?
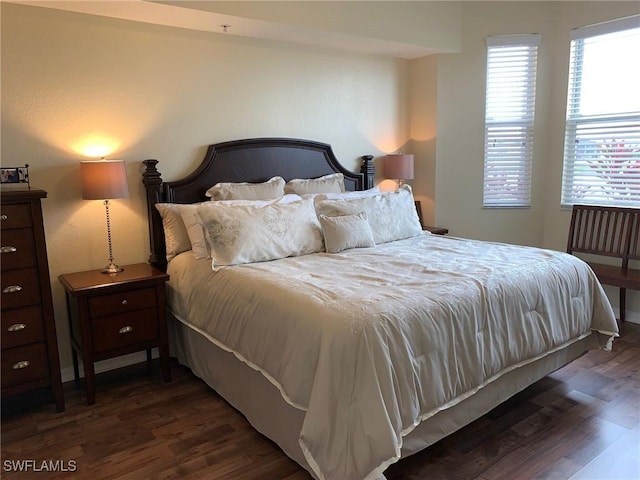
[142,137,618,480]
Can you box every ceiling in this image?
[10,0,443,59]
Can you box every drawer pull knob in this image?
[2,285,22,294]
[12,360,30,370]
[0,246,17,253]
[7,323,26,332]
[0,214,7,221]
[121,299,128,305]
[119,326,133,334]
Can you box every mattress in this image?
[166,232,618,480]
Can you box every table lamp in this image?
[80,159,129,273]
[383,153,414,186]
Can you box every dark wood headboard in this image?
[143,137,375,271]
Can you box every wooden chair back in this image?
[567,205,639,271]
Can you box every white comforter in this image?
[166,233,618,480]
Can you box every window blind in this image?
[561,16,640,208]
[482,34,541,208]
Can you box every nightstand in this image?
[59,263,170,405]
[424,226,449,235]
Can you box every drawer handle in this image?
[119,326,133,334]
[0,246,17,253]
[7,323,27,332]
[121,299,128,305]
[12,360,30,370]
[0,214,7,221]
[2,285,22,294]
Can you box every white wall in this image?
[1,2,411,370]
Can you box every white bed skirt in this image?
[168,312,597,479]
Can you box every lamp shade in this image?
[81,160,129,200]
[383,154,414,180]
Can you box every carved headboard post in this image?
[142,159,168,271]
[360,155,375,190]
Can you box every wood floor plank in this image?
[2,323,639,480]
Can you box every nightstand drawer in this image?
[1,228,37,271]
[1,268,41,310]
[92,308,159,353]
[88,287,156,318]
[1,306,45,349]
[0,204,33,230]
[1,343,49,388]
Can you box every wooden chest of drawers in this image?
[1,189,65,411]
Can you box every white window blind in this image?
[483,34,541,207]
[561,16,640,208]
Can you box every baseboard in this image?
[622,309,640,325]
[60,348,159,383]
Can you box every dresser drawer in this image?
[1,268,41,310]
[0,228,37,271]
[0,204,32,230]
[1,306,45,349]
[91,308,159,353]
[1,343,49,388]
[88,287,156,318]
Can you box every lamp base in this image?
[102,262,124,274]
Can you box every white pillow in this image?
[196,197,324,267]
[313,186,381,201]
[315,185,422,245]
[179,195,303,259]
[177,204,210,259]
[205,176,285,200]
[319,212,375,253]
[155,203,193,261]
[284,173,345,195]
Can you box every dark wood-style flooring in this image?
[2,323,639,480]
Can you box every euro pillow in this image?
[196,197,323,267]
[315,184,422,245]
[205,176,285,200]
[284,173,345,195]
[155,203,193,261]
[319,212,375,253]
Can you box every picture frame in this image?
[1,164,30,186]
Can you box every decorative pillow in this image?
[155,203,192,261]
[178,196,303,259]
[284,173,345,195]
[205,176,285,200]
[313,186,381,201]
[195,197,324,267]
[315,184,422,245]
[319,212,375,253]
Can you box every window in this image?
[482,34,541,207]
[561,16,640,208]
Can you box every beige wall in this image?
[408,55,438,226]
[1,3,411,372]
